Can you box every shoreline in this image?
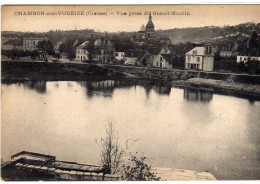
[2,61,260,100]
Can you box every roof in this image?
[125,50,143,58]
[186,47,207,56]
[146,14,155,28]
[51,161,102,172]
[23,37,45,40]
[2,39,23,46]
[139,24,146,32]
[148,47,161,55]
[11,151,55,162]
[77,41,89,49]
[161,54,173,63]
[137,51,149,61]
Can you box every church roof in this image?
[139,24,146,32]
[146,14,154,28]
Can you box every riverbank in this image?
[172,78,260,100]
[104,65,260,100]
[1,61,125,82]
[2,61,260,99]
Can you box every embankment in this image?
[1,61,125,82]
[105,65,260,99]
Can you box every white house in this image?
[124,51,141,65]
[76,41,89,61]
[153,54,173,69]
[185,46,214,71]
[237,55,260,63]
[115,51,125,62]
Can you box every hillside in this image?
[156,22,260,44]
[2,22,260,45]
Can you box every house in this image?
[218,42,239,57]
[185,46,214,71]
[94,38,114,63]
[124,51,142,65]
[115,51,125,62]
[76,41,89,61]
[114,44,126,62]
[23,37,45,51]
[153,54,173,69]
[237,55,260,63]
[1,39,23,51]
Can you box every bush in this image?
[121,152,161,181]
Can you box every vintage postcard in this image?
[1,5,260,181]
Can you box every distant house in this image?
[124,51,142,65]
[115,51,125,62]
[2,39,23,51]
[114,44,126,62]
[76,41,89,61]
[185,46,214,71]
[153,54,173,69]
[94,38,114,63]
[218,42,239,57]
[23,37,45,51]
[237,55,260,63]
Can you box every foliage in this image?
[86,39,100,62]
[121,152,161,181]
[96,121,124,175]
[37,40,55,60]
[1,49,39,60]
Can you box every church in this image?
[138,14,156,41]
[133,14,171,46]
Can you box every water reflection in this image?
[76,79,171,98]
[152,86,171,95]
[21,81,47,94]
[184,88,213,103]
[2,80,260,180]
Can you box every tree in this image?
[86,39,100,62]
[96,121,124,175]
[37,40,55,60]
[121,152,161,181]
[58,43,66,53]
[96,121,161,181]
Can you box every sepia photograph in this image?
[1,4,260,181]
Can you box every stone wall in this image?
[106,65,260,85]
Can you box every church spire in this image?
[146,14,154,29]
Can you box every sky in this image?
[2,5,260,33]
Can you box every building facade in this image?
[23,37,45,51]
[115,51,125,61]
[153,54,173,69]
[185,46,214,71]
[237,55,260,63]
[76,41,89,61]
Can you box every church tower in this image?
[145,14,155,40]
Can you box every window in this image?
[188,56,191,62]
[197,57,200,62]
[193,50,197,55]
[160,57,163,61]
[116,53,119,56]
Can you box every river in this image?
[1,79,260,180]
